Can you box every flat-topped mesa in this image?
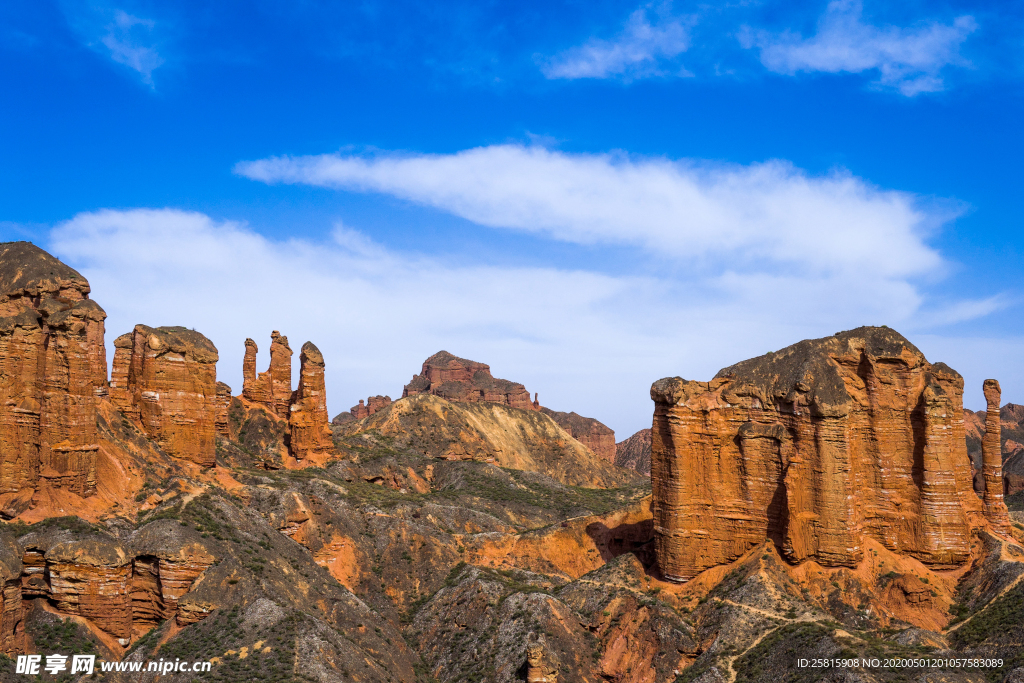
[350,395,392,419]
[650,326,997,583]
[0,242,108,500]
[540,408,615,462]
[110,325,219,467]
[241,332,292,419]
[402,351,539,411]
[982,379,1011,531]
[288,342,332,460]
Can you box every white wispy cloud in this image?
[541,4,693,80]
[236,144,942,280]
[741,0,977,95]
[60,3,165,86]
[100,9,164,85]
[47,206,1013,435]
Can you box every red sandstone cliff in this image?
[0,242,108,504]
[403,351,539,411]
[540,408,616,462]
[650,326,1002,583]
[351,395,392,419]
[109,325,219,467]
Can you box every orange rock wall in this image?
[0,243,108,500]
[112,325,219,467]
[651,328,994,582]
[403,350,538,411]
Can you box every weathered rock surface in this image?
[242,332,292,419]
[109,324,219,467]
[287,342,332,461]
[615,428,652,475]
[650,326,998,583]
[0,242,108,502]
[403,350,539,411]
[540,407,616,462]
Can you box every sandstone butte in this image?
[399,350,622,464]
[650,326,1011,583]
[110,325,220,468]
[0,242,108,505]
[403,350,540,411]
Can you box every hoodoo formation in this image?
[287,342,333,460]
[650,326,1007,582]
[982,379,1011,531]
[242,332,293,419]
[403,350,540,411]
[109,325,220,467]
[0,242,108,502]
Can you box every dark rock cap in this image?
[0,241,90,299]
[135,324,219,363]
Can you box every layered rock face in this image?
[403,351,539,411]
[650,327,1000,583]
[288,342,332,460]
[0,242,108,501]
[615,428,651,475]
[540,408,615,462]
[110,325,219,467]
[14,525,214,646]
[242,332,292,419]
[214,381,232,438]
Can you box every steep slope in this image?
[335,393,643,488]
[615,428,651,475]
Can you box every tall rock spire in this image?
[982,379,1011,531]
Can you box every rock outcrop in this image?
[650,327,999,583]
[351,395,392,419]
[0,242,108,502]
[109,325,219,467]
[287,342,332,460]
[615,428,652,475]
[540,408,616,462]
[402,351,539,411]
[242,332,292,419]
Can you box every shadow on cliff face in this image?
[584,518,655,569]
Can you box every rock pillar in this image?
[288,342,332,460]
[983,379,1011,531]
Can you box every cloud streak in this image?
[541,4,693,80]
[236,144,943,280]
[741,0,977,96]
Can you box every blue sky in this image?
[2,0,1023,436]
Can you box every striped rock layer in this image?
[651,326,1006,582]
